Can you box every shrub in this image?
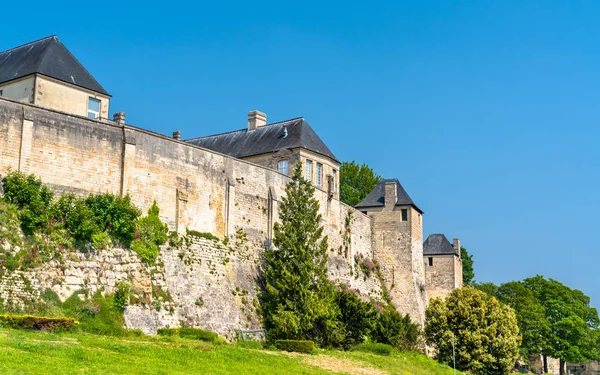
[335,289,377,349]
[372,303,421,351]
[1,170,53,234]
[131,201,168,263]
[275,340,315,353]
[49,194,99,243]
[350,342,394,356]
[114,282,131,312]
[62,291,127,336]
[157,328,180,336]
[185,229,219,242]
[179,327,220,342]
[85,194,140,245]
[0,314,78,331]
[130,239,159,264]
[157,327,222,343]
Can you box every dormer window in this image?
[88,97,100,119]
[277,160,289,175]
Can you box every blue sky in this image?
[3,1,599,307]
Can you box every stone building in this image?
[0,36,111,119]
[187,111,340,199]
[0,36,465,329]
[355,179,428,324]
[422,234,463,300]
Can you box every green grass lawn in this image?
[0,328,468,375]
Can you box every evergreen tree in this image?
[261,163,339,345]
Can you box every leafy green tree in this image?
[496,281,550,357]
[523,276,599,374]
[339,161,381,206]
[425,287,521,375]
[460,246,474,285]
[261,163,339,346]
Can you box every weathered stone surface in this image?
[0,97,433,331]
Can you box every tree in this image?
[261,163,339,345]
[425,287,521,375]
[495,281,551,358]
[523,276,599,374]
[339,161,381,206]
[460,246,474,285]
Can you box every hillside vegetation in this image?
[0,328,468,375]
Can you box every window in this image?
[0,90,3,96]
[401,209,408,221]
[305,160,312,181]
[428,257,433,267]
[277,160,289,175]
[316,163,322,186]
[88,97,100,119]
[332,169,337,191]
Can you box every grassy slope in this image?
[0,329,468,375]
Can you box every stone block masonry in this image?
[0,96,430,330]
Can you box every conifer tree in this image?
[261,163,338,344]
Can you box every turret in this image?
[355,179,427,326]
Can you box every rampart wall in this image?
[0,98,387,336]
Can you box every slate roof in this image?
[423,234,458,256]
[355,179,423,213]
[0,36,110,96]
[186,117,338,162]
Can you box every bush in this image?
[179,327,220,342]
[275,340,315,353]
[0,314,78,331]
[131,201,168,263]
[372,303,421,351]
[85,194,140,245]
[49,194,99,243]
[130,239,159,264]
[158,327,222,343]
[350,342,394,356]
[1,170,53,234]
[114,282,130,312]
[157,328,180,336]
[185,229,219,242]
[335,289,377,349]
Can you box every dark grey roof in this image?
[355,178,423,213]
[186,118,338,162]
[0,36,109,96]
[423,234,459,256]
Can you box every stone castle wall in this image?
[0,97,389,335]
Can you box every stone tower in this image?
[423,234,463,301]
[355,179,427,326]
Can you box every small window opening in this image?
[316,163,323,186]
[401,209,408,221]
[277,160,289,175]
[305,160,313,181]
[88,97,100,119]
[428,257,433,266]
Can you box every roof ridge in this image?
[0,35,56,54]
[185,117,304,142]
[43,37,108,94]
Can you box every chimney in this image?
[248,110,267,131]
[384,180,397,208]
[173,130,181,140]
[453,238,461,254]
[113,112,126,125]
